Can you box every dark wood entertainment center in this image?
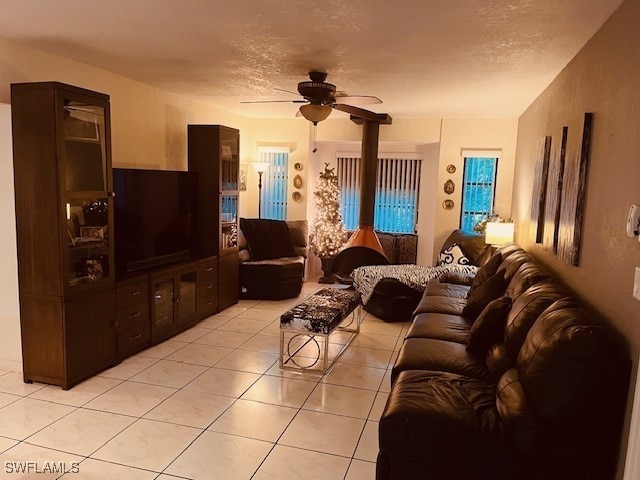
[11,82,239,389]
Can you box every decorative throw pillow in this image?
[467,296,512,354]
[239,218,297,261]
[468,252,503,294]
[462,269,508,322]
[436,243,471,266]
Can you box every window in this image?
[337,155,422,234]
[460,156,498,231]
[258,148,288,220]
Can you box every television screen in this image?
[113,168,197,272]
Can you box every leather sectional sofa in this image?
[377,244,630,480]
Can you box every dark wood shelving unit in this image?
[11,82,116,389]
[12,83,237,389]
[188,125,240,311]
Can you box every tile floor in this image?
[0,281,410,479]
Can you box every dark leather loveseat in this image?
[377,243,629,480]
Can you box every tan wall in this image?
[511,2,640,477]
[435,118,518,260]
[512,0,640,349]
[0,37,250,171]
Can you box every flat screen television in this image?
[113,168,197,273]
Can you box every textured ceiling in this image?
[0,0,623,119]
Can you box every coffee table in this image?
[279,288,361,374]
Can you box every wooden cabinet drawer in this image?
[116,276,149,308]
[198,257,217,282]
[198,294,217,317]
[117,322,150,359]
[198,278,216,299]
[116,302,149,332]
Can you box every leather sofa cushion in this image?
[406,313,472,343]
[380,370,523,480]
[392,338,492,383]
[498,250,532,281]
[413,295,466,316]
[462,270,507,321]
[517,299,618,421]
[469,251,503,293]
[486,343,513,380]
[497,368,551,456]
[467,296,512,354]
[503,283,565,361]
[505,262,551,300]
[425,280,470,298]
[240,218,297,260]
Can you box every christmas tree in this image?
[310,163,347,259]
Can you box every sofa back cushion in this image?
[240,218,297,261]
[505,262,552,300]
[517,299,618,421]
[286,220,309,258]
[497,250,532,282]
[503,283,565,361]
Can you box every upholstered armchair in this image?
[238,218,308,300]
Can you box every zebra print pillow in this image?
[436,243,471,266]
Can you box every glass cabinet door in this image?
[152,275,177,341]
[178,271,197,325]
[221,194,238,250]
[65,197,111,288]
[220,135,238,191]
[62,100,108,193]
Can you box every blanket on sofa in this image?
[352,264,478,304]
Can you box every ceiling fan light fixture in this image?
[299,104,332,124]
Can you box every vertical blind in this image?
[337,155,422,233]
[259,150,288,220]
[460,157,498,231]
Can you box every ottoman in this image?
[240,260,304,300]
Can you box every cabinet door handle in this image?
[206,284,213,289]
[128,311,141,319]
[205,267,214,272]
[129,290,141,297]
[129,333,142,341]
[205,301,212,306]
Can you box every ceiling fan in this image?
[241,71,383,124]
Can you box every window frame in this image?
[257,147,289,221]
[460,155,499,232]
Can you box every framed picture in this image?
[543,127,568,254]
[557,112,593,266]
[80,226,104,240]
[239,164,247,191]
[529,136,552,243]
[86,259,104,281]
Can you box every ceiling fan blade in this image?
[274,87,302,96]
[240,99,308,104]
[334,95,382,105]
[333,104,381,121]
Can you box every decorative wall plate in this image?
[293,174,303,188]
[292,191,302,202]
[442,199,454,210]
[446,164,456,174]
[444,179,455,195]
[294,162,303,171]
